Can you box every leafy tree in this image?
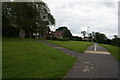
[2,2,20,37]
[88,32,107,43]
[2,2,55,38]
[95,32,107,43]
[114,35,118,39]
[81,31,87,38]
[88,32,120,46]
[111,35,120,46]
[106,39,111,45]
[94,32,107,44]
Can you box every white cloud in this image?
[43,0,118,39]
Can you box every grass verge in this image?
[48,40,93,53]
[99,44,119,61]
[2,38,77,78]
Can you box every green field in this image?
[2,38,76,78]
[48,40,93,53]
[99,44,119,61]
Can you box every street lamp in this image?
[87,27,89,42]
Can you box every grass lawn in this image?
[48,40,93,53]
[99,44,119,61]
[2,38,77,78]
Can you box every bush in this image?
[111,38,120,47]
[72,36,82,41]
[49,37,70,41]
[58,38,70,41]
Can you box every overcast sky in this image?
[43,0,118,39]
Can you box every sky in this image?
[1,0,118,38]
[43,0,118,39]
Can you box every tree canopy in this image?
[88,32,107,44]
[81,31,87,38]
[2,2,55,38]
[111,35,120,46]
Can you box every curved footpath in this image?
[38,40,119,78]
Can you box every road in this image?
[85,43,111,55]
[65,43,118,78]
[39,41,119,78]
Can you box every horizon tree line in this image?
[81,31,120,47]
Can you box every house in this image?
[33,33,39,39]
[52,31,64,39]
[32,26,65,39]
[48,31,64,39]
[82,37,92,41]
[33,27,51,39]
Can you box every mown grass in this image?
[99,44,119,61]
[2,38,77,78]
[48,40,93,53]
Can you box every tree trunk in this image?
[29,33,32,38]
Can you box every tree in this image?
[91,32,95,40]
[81,31,87,38]
[106,39,111,45]
[2,2,20,37]
[94,32,107,44]
[2,2,55,38]
[114,35,118,39]
[88,32,107,43]
[111,35,120,46]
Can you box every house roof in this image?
[52,31,64,36]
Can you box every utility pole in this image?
[87,27,89,42]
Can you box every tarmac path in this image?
[38,41,118,78]
[65,43,118,78]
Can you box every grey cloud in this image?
[101,2,115,7]
[43,0,118,39]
